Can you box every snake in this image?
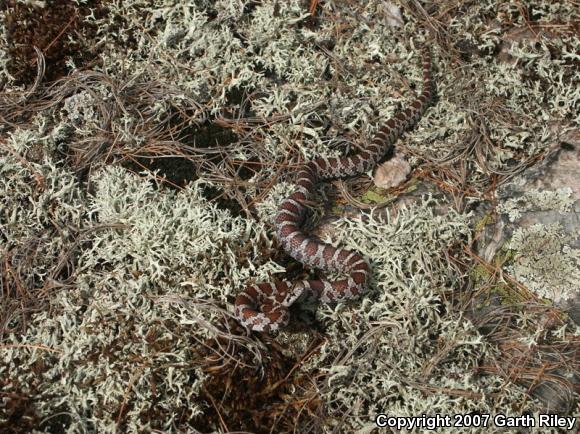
[235,48,434,332]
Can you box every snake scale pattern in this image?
[235,48,434,332]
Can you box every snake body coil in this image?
[235,49,434,332]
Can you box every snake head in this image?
[280,281,306,307]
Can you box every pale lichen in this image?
[498,187,575,222]
[1,0,578,431]
[0,9,11,86]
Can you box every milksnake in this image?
[235,48,434,332]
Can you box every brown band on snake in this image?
[235,48,434,332]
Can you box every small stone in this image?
[373,155,411,189]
